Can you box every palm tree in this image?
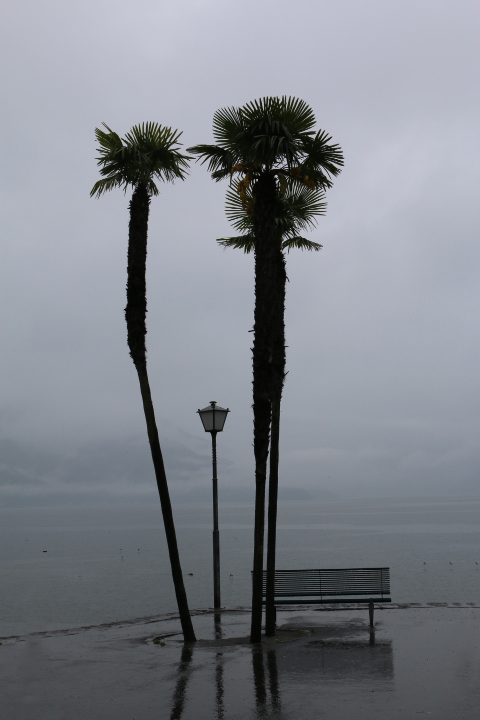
[91,122,196,643]
[218,182,328,636]
[189,98,343,642]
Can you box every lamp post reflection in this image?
[213,611,224,719]
[215,651,225,720]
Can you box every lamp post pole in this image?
[197,401,229,611]
[211,429,221,609]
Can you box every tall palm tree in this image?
[189,98,343,642]
[91,122,196,643]
[218,182,328,636]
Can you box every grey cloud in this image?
[0,440,61,487]
[0,434,213,494]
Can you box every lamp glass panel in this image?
[213,408,229,431]
[198,407,215,432]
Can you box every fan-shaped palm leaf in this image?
[90,122,190,198]
[222,178,327,242]
[217,235,255,253]
[217,234,322,254]
[282,236,322,252]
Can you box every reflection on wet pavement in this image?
[215,651,225,719]
[252,648,267,711]
[213,612,225,719]
[193,613,396,718]
[2,607,479,719]
[267,650,282,716]
[249,622,394,718]
[170,644,194,720]
[272,619,394,684]
[253,647,284,718]
[171,613,226,720]
[214,611,223,640]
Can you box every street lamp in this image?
[197,401,229,609]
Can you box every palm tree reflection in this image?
[252,648,267,711]
[170,644,194,720]
[169,613,225,720]
[252,646,283,718]
[267,650,282,714]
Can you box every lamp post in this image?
[197,401,229,609]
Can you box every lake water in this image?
[1,496,479,637]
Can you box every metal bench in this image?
[262,567,391,627]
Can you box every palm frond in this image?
[279,181,327,233]
[90,176,125,198]
[212,106,246,146]
[301,130,344,180]
[241,97,316,142]
[224,178,327,239]
[217,235,255,253]
[187,144,236,181]
[217,233,322,254]
[224,185,254,232]
[282,237,323,253]
[221,175,327,253]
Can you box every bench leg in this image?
[369,600,374,628]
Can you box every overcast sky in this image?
[1,0,479,506]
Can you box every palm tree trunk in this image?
[126,184,196,643]
[136,366,196,642]
[265,248,287,637]
[265,394,280,636]
[250,174,278,643]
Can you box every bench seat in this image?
[262,567,391,627]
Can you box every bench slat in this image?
[260,567,391,602]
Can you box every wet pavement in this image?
[2,605,479,719]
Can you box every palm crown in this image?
[90,122,190,198]
[188,96,343,194]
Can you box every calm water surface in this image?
[1,497,479,636]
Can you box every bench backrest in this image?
[263,568,391,599]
